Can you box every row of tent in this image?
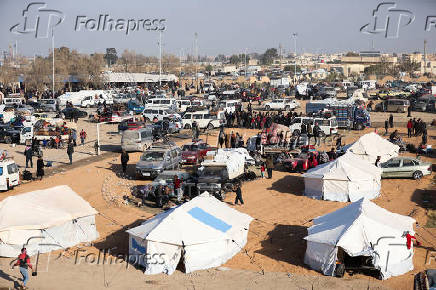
[303,133,400,202]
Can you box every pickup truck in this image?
[263,98,300,111]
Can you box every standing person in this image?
[407,119,413,138]
[307,123,313,145]
[234,185,244,205]
[36,156,44,180]
[407,105,412,117]
[24,145,33,168]
[218,129,225,148]
[174,175,182,203]
[230,131,236,148]
[422,129,428,145]
[67,141,74,165]
[120,150,129,174]
[266,156,274,179]
[79,129,87,146]
[260,162,265,179]
[384,120,389,135]
[12,248,33,289]
[72,129,77,146]
[313,122,321,146]
[389,114,394,128]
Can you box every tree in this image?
[205,64,213,72]
[229,54,240,65]
[398,60,420,75]
[260,48,278,65]
[214,54,226,62]
[104,48,118,67]
[345,51,359,57]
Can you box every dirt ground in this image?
[0,113,434,289]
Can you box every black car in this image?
[0,126,20,144]
[61,107,87,119]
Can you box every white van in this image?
[219,100,242,114]
[182,110,223,130]
[121,127,153,152]
[0,158,19,190]
[39,99,57,112]
[3,97,24,106]
[142,107,181,122]
[145,98,177,110]
[58,90,113,107]
[289,117,338,136]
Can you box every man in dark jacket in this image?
[67,141,74,164]
[24,145,33,168]
[234,185,244,205]
[313,123,322,146]
[121,150,129,174]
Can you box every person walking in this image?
[67,141,74,165]
[24,145,33,168]
[260,162,265,179]
[266,156,274,179]
[407,119,413,138]
[36,156,44,180]
[79,129,87,146]
[218,129,225,148]
[120,150,129,174]
[375,156,381,167]
[384,120,389,135]
[12,248,33,289]
[389,114,394,128]
[234,185,244,205]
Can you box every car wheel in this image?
[207,123,214,130]
[4,136,12,144]
[184,124,191,129]
[87,104,91,108]
[356,123,364,130]
[412,171,423,180]
[397,108,402,113]
[265,105,270,111]
[285,105,290,111]
[293,129,300,136]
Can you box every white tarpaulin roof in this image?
[128,192,252,246]
[0,185,98,232]
[127,193,253,274]
[302,153,382,202]
[304,198,416,279]
[103,72,178,83]
[346,132,399,163]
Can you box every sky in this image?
[0,0,435,57]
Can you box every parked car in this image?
[142,108,181,122]
[135,143,181,178]
[375,99,409,113]
[121,127,153,152]
[289,117,338,136]
[181,140,215,165]
[61,107,87,119]
[127,100,145,114]
[381,157,432,179]
[263,98,300,111]
[0,126,20,144]
[181,110,223,130]
[0,157,20,190]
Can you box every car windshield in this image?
[183,144,198,151]
[7,163,18,174]
[141,152,164,161]
[201,166,227,177]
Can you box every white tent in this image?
[346,132,399,163]
[126,193,253,275]
[0,185,99,257]
[302,153,382,202]
[304,198,416,279]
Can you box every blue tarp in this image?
[188,207,231,233]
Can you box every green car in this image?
[381,157,432,179]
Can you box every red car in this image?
[181,140,215,165]
[283,151,319,172]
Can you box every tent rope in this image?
[231,239,265,275]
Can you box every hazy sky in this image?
[0,0,435,57]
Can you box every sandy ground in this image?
[0,111,434,289]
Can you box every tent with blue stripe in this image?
[126,192,253,275]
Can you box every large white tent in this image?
[302,152,382,202]
[0,185,99,257]
[345,132,399,163]
[304,198,416,279]
[126,193,253,275]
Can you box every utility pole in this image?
[194,32,198,93]
[52,30,55,98]
[159,31,162,87]
[245,48,248,77]
[292,33,298,83]
[279,43,282,68]
[424,39,427,74]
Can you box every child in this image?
[260,163,265,179]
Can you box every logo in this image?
[360,2,414,38]
[10,2,65,38]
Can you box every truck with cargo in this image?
[197,149,246,200]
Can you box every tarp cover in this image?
[127,192,253,275]
[304,198,415,279]
[346,132,399,163]
[0,185,98,257]
[302,152,382,202]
